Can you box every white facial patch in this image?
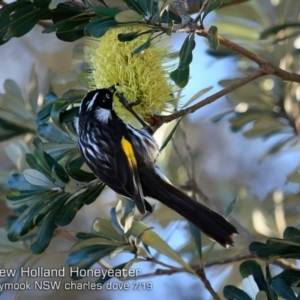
[87,92,99,111]
[95,108,112,123]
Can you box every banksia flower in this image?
[85,25,178,121]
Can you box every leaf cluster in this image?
[224,227,300,300]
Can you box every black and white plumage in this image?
[77,87,238,247]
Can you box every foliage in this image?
[0,0,300,299]
[224,227,300,300]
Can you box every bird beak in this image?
[108,84,118,93]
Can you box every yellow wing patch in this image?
[120,136,145,213]
[121,136,137,169]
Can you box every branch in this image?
[167,26,300,83]
[147,22,300,127]
[154,69,264,127]
[205,253,255,267]
[195,267,221,300]
[211,33,300,83]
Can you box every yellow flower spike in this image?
[85,25,178,121]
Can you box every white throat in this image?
[95,108,112,123]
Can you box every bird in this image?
[76,86,238,247]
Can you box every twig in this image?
[154,69,265,127]
[273,259,299,270]
[205,253,255,267]
[125,268,186,280]
[193,0,210,27]
[147,257,184,271]
[161,25,300,84]
[195,267,221,300]
[37,21,52,28]
[55,228,77,243]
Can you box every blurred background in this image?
[0,0,300,299]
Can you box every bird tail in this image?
[142,169,238,247]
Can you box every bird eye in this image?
[106,93,110,99]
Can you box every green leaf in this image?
[207,25,219,50]
[36,102,54,126]
[260,23,300,39]
[53,163,69,184]
[202,0,230,20]
[84,19,117,38]
[66,245,117,279]
[50,100,70,131]
[160,6,181,24]
[0,1,31,44]
[272,269,300,287]
[44,92,58,105]
[67,168,96,182]
[223,285,252,300]
[256,291,269,300]
[249,240,300,260]
[4,79,24,103]
[89,7,121,17]
[7,191,59,241]
[132,36,151,54]
[225,197,238,217]
[0,88,34,120]
[23,169,55,187]
[115,9,144,23]
[170,33,195,88]
[71,238,125,251]
[55,195,86,226]
[30,196,68,254]
[160,118,182,151]
[6,190,44,201]
[37,124,71,143]
[27,65,39,115]
[271,278,297,300]
[157,0,173,17]
[166,18,173,36]
[110,207,124,235]
[56,27,86,42]
[25,153,53,182]
[56,184,105,226]
[60,107,79,124]
[118,30,153,42]
[47,13,90,42]
[240,261,269,295]
[261,136,296,161]
[183,87,213,108]
[178,33,196,67]
[96,263,127,284]
[8,173,50,191]
[0,119,32,141]
[122,0,146,16]
[129,220,195,274]
[3,5,49,41]
[189,222,202,262]
[170,67,190,88]
[42,13,84,33]
[93,218,125,242]
[43,143,77,161]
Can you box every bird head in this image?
[80,86,116,113]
